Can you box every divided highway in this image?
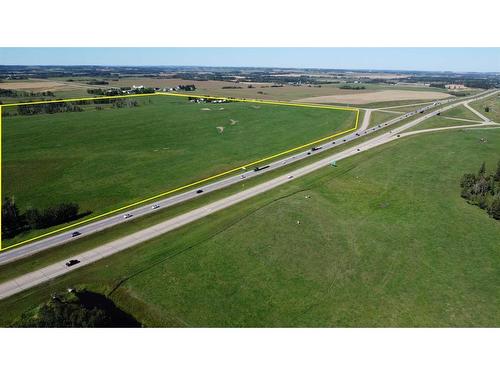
[0,89,497,300]
[0,90,496,269]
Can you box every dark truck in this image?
[253,165,270,172]
[311,146,322,152]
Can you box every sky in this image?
[0,48,499,73]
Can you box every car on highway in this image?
[65,259,80,267]
[151,204,160,209]
[241,175,246,179]
[288,175,294,179]
[71,231,81,237]
[123,213,133,219]
[196,189,203,194]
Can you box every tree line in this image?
[0,88,55,97]
[460,160,500,220]
[2,197,84,238]
[13,98,141,116]
[340,84,366,90]
[87,88,123,96]
[17,102,84,115]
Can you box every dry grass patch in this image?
[295,90,452,105]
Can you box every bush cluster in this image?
[460,160,500,220]
[2,198,81,238]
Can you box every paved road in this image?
[401,121,499,137]
[0,90,497,300]
[0,90,496,268]
[442,116,482,123]
[359,109,372,131]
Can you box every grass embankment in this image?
[2,95,354,246]
[470,93,500,123]
[369,110,400,127]
[441,104,483,121]
[1,128,499,327]
[407,115,479,132]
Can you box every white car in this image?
[152,204,160,209]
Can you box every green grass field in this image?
[369,110,400,127]
[408,115,477,132]
[470,94,500,123]
[441,104,482,121]
[1,128,498,327]
[1,95,355,246]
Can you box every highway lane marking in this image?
[0,93,359,251]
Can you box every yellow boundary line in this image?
[0,92,359,252]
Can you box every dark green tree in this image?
[2,197,24,238]
[488,195,500,220]
[478,161,486,176]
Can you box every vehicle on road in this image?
[123,213,133,219]
[65,259,80,267]
[152,204,160,209]
[288,175,294,179]
[71,231,81,238]
[196,189,204,194]
[254,165,270,172]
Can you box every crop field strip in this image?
[0,92,359,251]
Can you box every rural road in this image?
[359,109,372,131]
[400,121,499,137]
[0,89,497,300]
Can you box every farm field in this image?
[0,79,98,104]
[55,76,452,102]
[0,79,73,92]
[1,128,498,327]
[294,90,452,105]
[470,93,500,123]
[1,94,355,245]
[3,77,459,105]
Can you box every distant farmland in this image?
[1,95,355,244]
